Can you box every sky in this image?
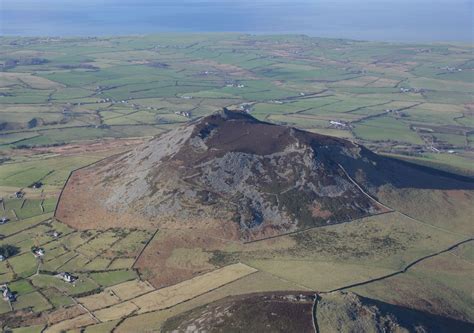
[1,0,472,42]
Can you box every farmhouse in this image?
[31,246,45,257]
[175,111,191,118]
[400,87,424,94]
[14,191,24,199]
[239,103,252,113]
[0,285,15,302]
[31,181,43,189]
[329,120,348,128]
[57,272,77,283]
[386,109,406,117]
[440,66,463,72]
[225,83,245,88]
[0,217,8,224]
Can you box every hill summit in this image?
[56,109,471,240]
[56,109,387,239]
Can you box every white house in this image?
[32,247,45,257]
[57,272,77,283]
[329,120,347,128]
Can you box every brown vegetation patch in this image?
[309,202,333,219]
[55,164,156,230]
[31,138,145,156]
[46,304,87,325]
[0,304,86,330]
[133,226,239,288]
[161,291,315,333]
[0,310,46,329]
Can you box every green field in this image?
[0,34,472,175]
[0,34,473,331]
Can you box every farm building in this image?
[57,272,77,283]
[0,285,15,302]
[329,120,348,128]
[31,182,43,189]
[31,246,45,257]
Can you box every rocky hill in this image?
[56,109,393,239]
[56,109,473,241]
[56,109,474,240]
[55,108,474,288]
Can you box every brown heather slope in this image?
[161,292,316,333]
[162,291,474,333]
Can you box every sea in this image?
[0,0,472,43]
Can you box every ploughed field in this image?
[0,34,473,332]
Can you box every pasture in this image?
[0,33,473,331]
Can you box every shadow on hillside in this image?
[362,295,474,333]
[337,147,474,191]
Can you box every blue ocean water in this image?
[0,0,472,42]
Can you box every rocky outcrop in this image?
[57,109,389,239]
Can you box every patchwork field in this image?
[0,34,473,332]
[43,263,257,331]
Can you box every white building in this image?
[329,120,347,128]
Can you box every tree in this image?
[0,245,20,258]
